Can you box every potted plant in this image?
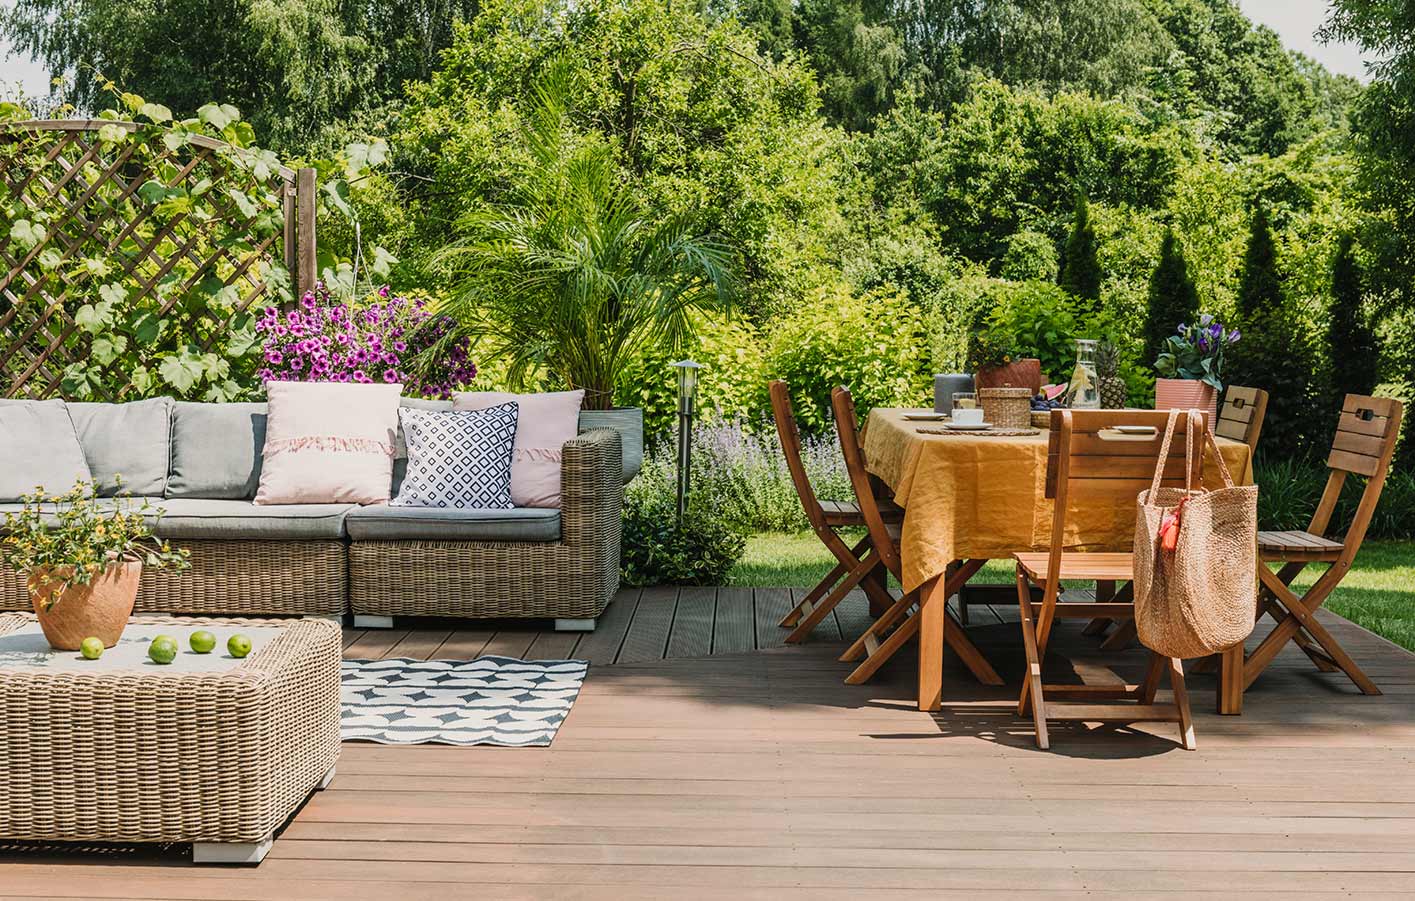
[968,331,1042,394]
[434,71,737,481]
[1153,314,1240,428]
[1,481,190,650]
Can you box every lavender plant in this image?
[255,284,477,398]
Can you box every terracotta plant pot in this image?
[975,358,1042,395]
[1154,378,1218,431]
[28,561,142,650]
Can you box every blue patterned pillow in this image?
[390,403,518,509]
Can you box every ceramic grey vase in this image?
[578,407,643,483]
[933,374,975,414]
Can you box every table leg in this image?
[1219,643,1243,715]
[917,573,946,712]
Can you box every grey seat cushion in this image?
[0,399,93,502]
[345,505,561,542]
[68,398,173,497]
[144,498,354,540]
[166,402,268,499]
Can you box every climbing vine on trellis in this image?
[0,90,308,402]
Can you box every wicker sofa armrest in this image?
[560,428,624,549]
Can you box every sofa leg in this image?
[554,618,596,632]
[353,615,394,629]
[193,836,273,864]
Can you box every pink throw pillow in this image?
[255,382,403,505]
[452,390,584,508]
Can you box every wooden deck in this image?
[4,588,1415,898]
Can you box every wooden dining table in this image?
[861,408,1254,714]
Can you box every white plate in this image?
[903,412,948,421]
[944,422,993,431]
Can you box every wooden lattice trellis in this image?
[0,119,316,401]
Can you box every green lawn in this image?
[728,531,1415,652]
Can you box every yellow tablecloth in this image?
[862,409,1254,593]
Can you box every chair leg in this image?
[1099,619,1137,651]
[840,591,915,663]
[1015,569,1048,748]
[1247,567,1380,696]
[843,593,921,684]
[1139,651,1166,705]
[785,551,881,644]
[1169,657,1196,750]
[779,535,868,627]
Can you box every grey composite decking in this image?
[3,589,1415,898]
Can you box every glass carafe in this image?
[1067,339,1101,409]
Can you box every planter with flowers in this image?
[1,481,189,650]
[255,284,477,398]
[968,332,1043,394]
[1153,315,1240,429]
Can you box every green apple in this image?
[148,635,179,665]
[227,634,252,658]
[79,636,105,660]
[189,630,217,654]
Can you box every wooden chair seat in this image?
[819,498,904,526]
[1257,530,1343,559]
[1014,552,1134,583]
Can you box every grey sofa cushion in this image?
[167,402,268,499]
[0,399,93,501]
[344,505,561,542]
[145,498,354,540]
[68,398,173,497]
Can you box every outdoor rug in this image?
[339,656,588,747]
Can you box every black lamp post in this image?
[670,359,702,524]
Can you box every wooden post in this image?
[295,167,317,299]
[283,175,297,296]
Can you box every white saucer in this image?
[944,422,992,431]
[903,412,948,421]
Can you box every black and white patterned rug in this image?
[339,656,588,747]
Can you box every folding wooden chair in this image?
[1216,385,1270,453]
[1089,386,1269,653]
[1244,394,1404,696]
[770,380,900,643]
[1014,409,1205,751]
[830,386,1002,687]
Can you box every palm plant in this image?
[434,67,738,409]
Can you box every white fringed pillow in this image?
[390,404,519,509]
[254,382,402,505]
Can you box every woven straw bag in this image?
[1133,410,1259,659]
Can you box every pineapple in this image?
[1095,340,1128,409]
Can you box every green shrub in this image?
[1000,230,1059,281]
[976,280,1082,384]
[616,310,771,443]
[620,448,747,586]
[766,283,932,434]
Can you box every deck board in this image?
[3,594,1414,897]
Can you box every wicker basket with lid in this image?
[978,387,1032,429]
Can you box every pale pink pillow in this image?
[453,390,584,508]
[255,382,403,505]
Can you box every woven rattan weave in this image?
[0,614,341,846]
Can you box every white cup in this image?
[953,407,985,426]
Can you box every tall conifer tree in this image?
[1328,234,1379,398]
[1143,227,1200,366]
[1058,193,1102,310]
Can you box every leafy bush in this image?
[975,280,1082,384]
[1000,229,1060,281]
[768,283,932,434]
[616,311,771,443]
[620,444,747,587]
[689,423,851,534]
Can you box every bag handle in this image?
[1204,429,1237,489]
[1149,409,1186,497]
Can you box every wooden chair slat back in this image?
[831,386,901,575]
[769,380,830,534]
[1216,385,1269,450]
[1045,409,1206,500]
[1327,394,1403,479]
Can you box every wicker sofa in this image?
[0,397,625,630]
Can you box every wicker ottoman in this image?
[0,614,341,863]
